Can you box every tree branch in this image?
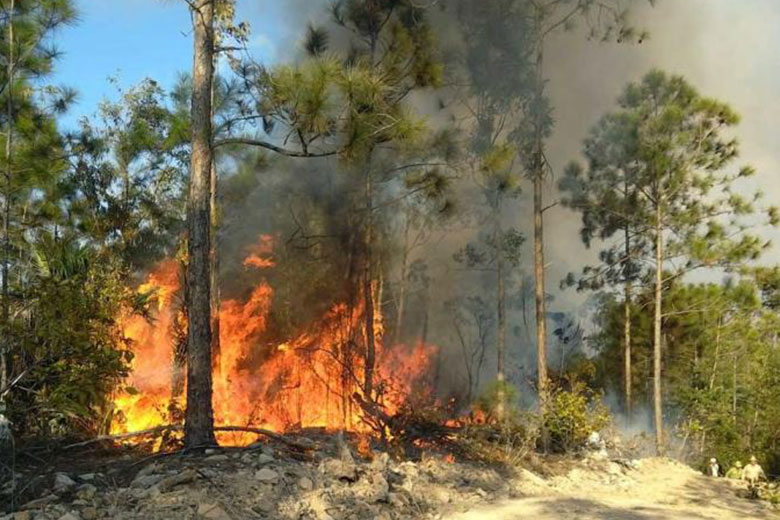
[213,137,339,157]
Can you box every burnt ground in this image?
[1,435,778,520]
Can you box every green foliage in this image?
[543,379,611,453]
[591,278,780,473]
[6,234,134,436]
[63,79,188,270]
[473,379,519,420]
[454,228,525,270]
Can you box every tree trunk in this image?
[185,0,217,450]
[623,225,632,417]
[363,165,376,399]
[363,34,380,401]
[421,289,429,345]
[653,200,664,455]
[532,25,548,425]
[708,316,721,391]
[732,350,737,419]
[171,258,188,411]
[394,213,411,346]
[209,78,221,375]
[0,0,14,397]
[495,203,506,420]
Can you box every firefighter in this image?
[707,457,721,477]
[742,455,766,499]
[725,460,743,479]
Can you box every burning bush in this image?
[111,237,440,445]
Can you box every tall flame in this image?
[112,236,438,444]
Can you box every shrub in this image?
[544,379,610,453]
[5,236,136,439]
[473,379,519,422]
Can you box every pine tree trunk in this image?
[394,214,411,346]
[363,166,376,399]
[171,258,188,411]
[495,204,506,420]
[209,77,221,375]
[532,25,548,426]
[708,316,721,391]
[623,224,632,417]
[421,288,429,345]
[653,200,664,455]
[623,281,632,416]
[185,0,217,450]
[732,351,737,419]
[0,0,14,397]
[363,35,379,402]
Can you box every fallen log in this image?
[61,425,316,452]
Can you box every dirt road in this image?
[447,458,776,520]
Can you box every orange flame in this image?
[112,237,438,445]
[242,234,276,269]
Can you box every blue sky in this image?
[52,0,324,128]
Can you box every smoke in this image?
[215,0,780,412]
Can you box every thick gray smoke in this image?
[228,0,780,407]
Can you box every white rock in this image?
[130,474,164,489]
[255,468,279,483]
[256,453,275,466]
[197,503,232,520]
[76,483,97,500]
[206,454,229,463]
[432,487,451,504]
[298,476,314,491]
[53,473,77,493]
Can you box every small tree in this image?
[454,0,534,418]
[0,0,77,400]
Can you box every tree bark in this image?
[732,350,737,419]
[394,213,411,346]
[708,316,721,391]
[532,21,548,426]
[363,165,376,399]
[185,0,217,449]
[209,77,221,375]
[495,202,506,420]
[653,199,664,455]
[363,34,379,402]
[623,225,632,417]
[0,0,14,397]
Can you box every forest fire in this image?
[111,237,439,445]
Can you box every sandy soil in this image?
[447,458,776,520]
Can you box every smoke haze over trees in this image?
[2,0,780,483]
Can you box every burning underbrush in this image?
[112,236,443,449]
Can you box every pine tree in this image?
[454,0,533,419]
[0,0,77,399]
[508,0,650,436]
[581,69,777,454]
[560,110,652,417]
[184,0,217,449]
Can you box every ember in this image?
[112,237,439,445]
